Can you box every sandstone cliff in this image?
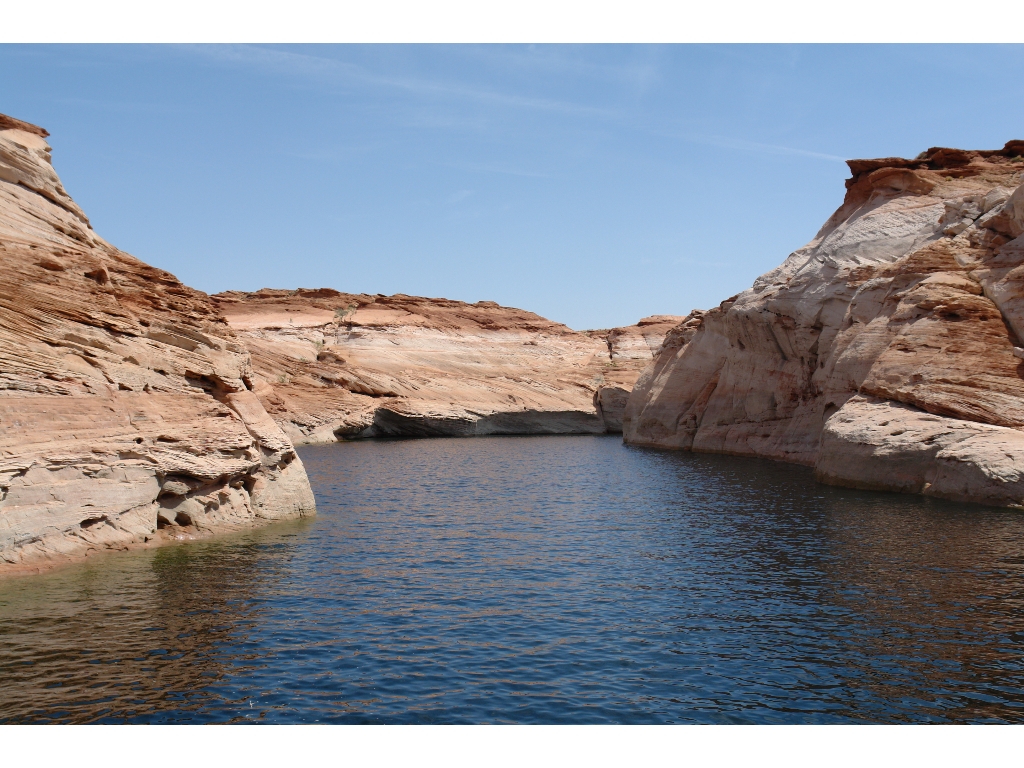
[212,289,682,442]
[0,115,316,572]
[625,141,1024,508]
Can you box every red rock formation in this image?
[213,289,682,441]
[0,115,315,573]
[625,142,1024,507]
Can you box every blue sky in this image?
[3,45,1023,329]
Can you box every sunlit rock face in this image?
[213,290,684,441]
[0,114,315,572]
[624,142,1024,507]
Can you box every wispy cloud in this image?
[653,128,848,163]
[447,189,474,204]
[182,45,616,118]
[455,45,663,93]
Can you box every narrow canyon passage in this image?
[2,436,1024,724]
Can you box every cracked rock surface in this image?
[0,114,315,572]
[624,140,1024,507]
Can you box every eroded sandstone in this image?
[213,289,683,442]
[624,141,1024,507]
[0,115,316,572]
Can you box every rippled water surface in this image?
[3,435,1024,723]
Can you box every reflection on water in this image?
[2,435,1024,723]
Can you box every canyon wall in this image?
[213,289,682,443]
[0,115,315,572]
[625,142,1024,507]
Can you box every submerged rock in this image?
[624,141,1024,507]
[0,114,316,573]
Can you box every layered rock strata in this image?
[213,289,682,442]
[0,115,316,572]
[586,315,687,431]
[625,141,1024,507]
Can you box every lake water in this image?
[2,435,1024,723]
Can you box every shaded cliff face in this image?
[585,315,688,431]
[213,289,683,442]
[625,142,1024,508]
[0,116,315,572]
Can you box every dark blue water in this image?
[3,435,1024,723]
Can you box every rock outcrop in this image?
[625,141,1024,507]
[213,289,683,442]
[0,115,316,572]
[585,315,686,431]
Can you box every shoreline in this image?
[0,516,312,581]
